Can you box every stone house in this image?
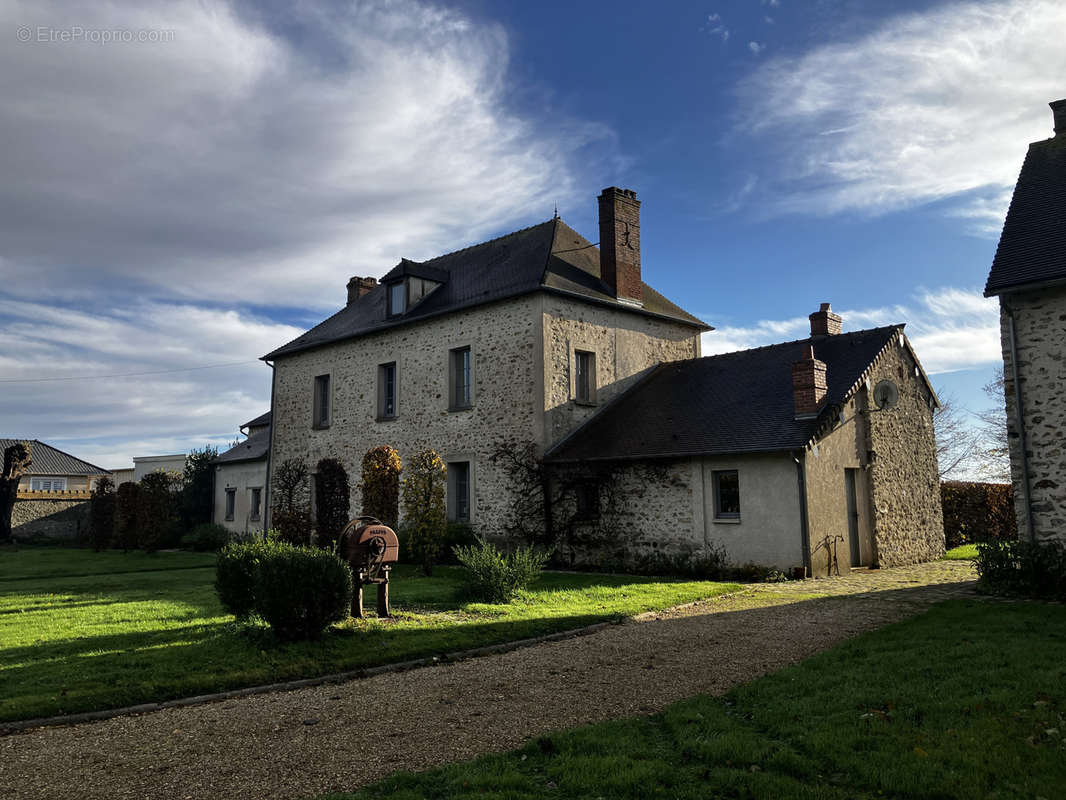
[263,187,943,575]
[212,412,270,537]
[984,99,1066,545]
[1,438,110,542]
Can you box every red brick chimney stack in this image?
[1051,99,1066,137]
[792,343,828,418]
[347,276,377,306]
[598,187,643,304]
[809,302,842,336]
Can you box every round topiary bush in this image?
[254,544,353,640]
[215,540,270,620]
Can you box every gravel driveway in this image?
[0,561,975,800]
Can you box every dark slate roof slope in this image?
[214,428,270,465]
[545,325,902,463]
[264,218,708,359]
[241,411,271,429]
[0,439,111,475]
[985,134,1066,296]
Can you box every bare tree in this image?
[975,367,1011,483]
[933,394,980,480]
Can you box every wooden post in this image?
[376,567,391,618]
[352,580,365,619]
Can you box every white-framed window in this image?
[713,470,740,520]
[447,461,471,522]
[378,362,398,419]
[249,487,262,521]
[30,477,67,492]
[224,488,236,521]
[575,350,596,404]
[449,346,473,410]
[313,374,331,429]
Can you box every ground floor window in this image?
[249,487,262,521]
[575,482,600,520]
[713,470,740,519]
[225,488,236,521]
[448,461,471,522]
[30,477,67,492]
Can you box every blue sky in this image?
[1,0,1062,469]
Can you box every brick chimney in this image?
[346,276,377,306]
[792,344,827,418]
[809,302,842,336]
[598,187,643,304]
[1051,99,1066,137]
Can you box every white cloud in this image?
[736,0,1066,230]
[704,13,730,42]
[748,41,765,55]
[701,287,1000,374]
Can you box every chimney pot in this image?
[598,186,643,304]
[347,276,377,306]
[1051,99,1066,136]
[809,302,843,336]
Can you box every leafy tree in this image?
[0,441,32,543]
[360,445,402,527]
[114,481,140,551]
[181,445,218,529]
[271,457,313,545]
[88,476,116,551]
[137,471,180,552]
[401,450,447,575]
[314,458,350,550]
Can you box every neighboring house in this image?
[984,99,1066,546]
[1,439,110,542]
[213,412,270,537]
[107,454,188,486]
[263,187,942,575]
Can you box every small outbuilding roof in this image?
[241,411,272,430]
[545,325,907,463]
[214,428,271,465]
[0,439,111,476]
[263,218,710,360]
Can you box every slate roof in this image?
[985,133,1066,296]
[214,428,270,465]
[545,325,905,463]
[264,218,710,360]
[0,439,110,476]
[241,411,271,430]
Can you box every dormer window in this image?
[387,276,441,317]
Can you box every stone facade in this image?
[269,291,701,537]
[998,285,1066,544]
[11,497,90,543]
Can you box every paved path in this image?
[0,561,976,800]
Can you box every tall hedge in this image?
[314,458,350,550]
[88,476,116,551]
[361,446,402,528]
[272,457,313,545]
[114,481,140,551]
[402,450,447,575]
[137,471,179,552]
[941,481,1016,548]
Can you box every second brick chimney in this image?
[1052,98,1066,137]
[346,276,377,306]
[809,302,842,336]
[792,344,827,419]
[598,187,643,304]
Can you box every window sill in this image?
[311,424,331,431]
[376,415,398,423]
[574,399,598,407]
[448,405,474,413]
[224,516,234,522]
[713,517,741,524]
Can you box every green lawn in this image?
[943,544,979,560]
[326,599,1066,800]
[0,547,739,723]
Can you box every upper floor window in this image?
[30,477,66,492]
[378,362,397,419]
[713,470,740,520]
[313,374,331,429]
[224,487,236,521]
[387,276,441,317]
[388,282,405,316]
[450,346,472,410]
[575,350,596,404]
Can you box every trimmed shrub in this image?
[137,471,180,552]
[360,446,402,528]
[402,450,447,575]
[272,458,312,545]
[114,481,140,551]
[181,522,231,552]
[976,539,1066,600]
[181,445,218,529]
[454,537,549,603]
[314,458,350,550]
[941,481,1016,548]
[88,476,116,551]
[255,544,353,640]
[215,540,272,619]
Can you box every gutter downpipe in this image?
[263,360,276,541]
[793,450,812,575]
[1005,302,1035,543]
